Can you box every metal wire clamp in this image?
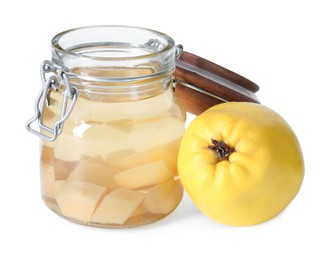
[26,60,78,142]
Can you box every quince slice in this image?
[40,163,55,200]
[113,160,173,189]
[91,188,145,225]
[56,180,107,222]
[67,161,118,192]
[142,179,183,214]
[111,138,181,174]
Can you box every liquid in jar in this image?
[39,67,185,227]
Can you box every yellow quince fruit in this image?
[178,102,304,226]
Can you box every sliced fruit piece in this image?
[54,180,66,196]
[128,116,184,151]
[112,138,181,174]
[54,159,80,180]
[40,163,56,199]
[40,145,55,165]
[56,180,107,222]
[67,161,118,192]
[53,124,129,161]
[113,160,173,189]
[91,188,145,225]
[106,149,134,169]
[142,179,183,214]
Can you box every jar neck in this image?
[51,25,176,100]
[69,69,174,102]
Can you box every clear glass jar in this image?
[27,25,186,227]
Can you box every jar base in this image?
[42,196,180,228]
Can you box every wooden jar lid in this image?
[174,51,260,115]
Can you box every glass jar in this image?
[27,25,186,227]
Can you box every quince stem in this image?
[208,138,235,162]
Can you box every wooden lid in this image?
[174,51,260,115]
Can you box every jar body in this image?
[40,82,185,227]
[35,26,185,227]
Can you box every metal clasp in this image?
[26,60,78,142]
[175,44,183,60]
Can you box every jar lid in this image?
[174,51,260,115]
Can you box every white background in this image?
[1,0,335,259]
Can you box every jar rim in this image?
[51,25,176,62]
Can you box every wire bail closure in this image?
[26,60,78,142]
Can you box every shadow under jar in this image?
[28,26,186,227]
